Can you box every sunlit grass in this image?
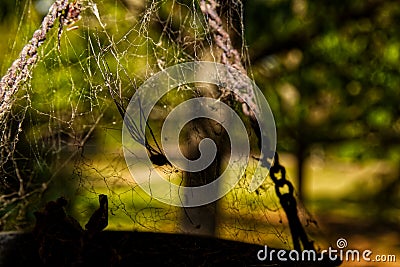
[67,150,398,254]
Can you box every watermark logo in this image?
[257,238,396,263]
[336,238,348,249]
[122,61,276,207]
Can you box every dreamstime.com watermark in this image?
[257,238,396,263]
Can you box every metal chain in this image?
[270,152,315,251]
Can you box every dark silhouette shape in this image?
[85,194,108,236]
[82,194,120,266]
[33,197,83,266]
[33,195,117,266]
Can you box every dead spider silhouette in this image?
[112,95,172,168]
[101,60,172,168]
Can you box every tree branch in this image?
[0,0,80,123]
[200,0,273,164]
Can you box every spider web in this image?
[0,0,328,251]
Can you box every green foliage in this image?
[246,0,400,162]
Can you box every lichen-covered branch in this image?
[0,0,80,123]
[200,0,270,162]
[200,0,245,72]
[200,0,259,116]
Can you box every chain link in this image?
[270,152,315,251]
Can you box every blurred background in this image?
[0,0,399,266]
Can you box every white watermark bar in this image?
[257,238,396,263]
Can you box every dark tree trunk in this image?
[180,118,224,236]
[180,85,229,236]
